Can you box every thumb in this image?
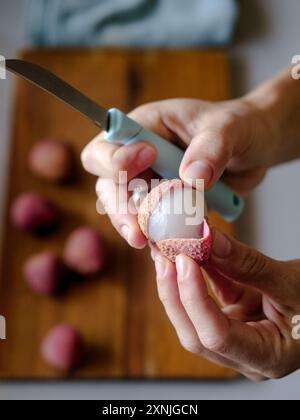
[180,129,233,190]
[210,229,287,301]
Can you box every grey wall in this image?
[0,0,300,400]
[233,0,300,263]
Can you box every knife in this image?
[5,59,244,221]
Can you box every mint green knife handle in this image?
[105,108,244,222]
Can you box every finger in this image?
[128,103,176,141]
[81,134,157,180]
[222,167,267,196]
[128,99,202,148]
[151,248,246,372]
[204,264,263,322]
[243,373,268,382]
[96,177,147,249]
[210,229,292,303]
[176,255,274,372]
[176,255,230,343]
[222,299,264,323]
[153,251,204,354]
[203,264,245,306]
[180,129,234,190]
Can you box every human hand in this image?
[81,98,277,248]
[150,230,300,381]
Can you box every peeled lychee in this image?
[23,252,66,296]
[138,180,212,264]
[10,192,61,233]
[29,139,74,183]
[64,227,107,276]
[41,324,85,371]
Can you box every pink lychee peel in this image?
[138,180,212,265]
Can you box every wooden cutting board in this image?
[0,49,236,379]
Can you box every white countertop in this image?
[0,0,300,400]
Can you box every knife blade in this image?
[5,59,109,130]
[4,58,245,221]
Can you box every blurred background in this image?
[0,0,300,400]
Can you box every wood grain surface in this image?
[0,49,236,379]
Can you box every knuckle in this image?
[81,136,105,170]
[201,333,231,354]
[261,357,285,380]
[158,293,169,306]
[109,164,128,184]
[95,177,106,194]
[157,288,171,306]
[129,104,149,118]
[112,153,127,173]
[81,147,92,170]
[244,373,268,382]
[180,294,198,309]
[192,129,232,167]
[221,111,240,133]
[266,369,285,380]
[129,103,159,126]
[239,250,268,282]
[130,102,159,117]
[180,338,203,355]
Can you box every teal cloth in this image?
[28,0,238,47]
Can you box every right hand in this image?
[81,98,279,248]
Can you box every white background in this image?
[0,0,300,400]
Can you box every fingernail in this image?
[183,161,213,186]
[121,225,129,242]
[137,147,156,169]
[155,257,166,277]
[212,230,232,259]
[176,255,188,283]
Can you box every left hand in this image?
[151,229,300,381]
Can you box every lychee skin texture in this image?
[138,180,212,265]
[23,252,66,296]
[157,220,212,264]
[29,139,74,183]
[10,192,61,233]
[41,325,84,371]
[64,227,106,276]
